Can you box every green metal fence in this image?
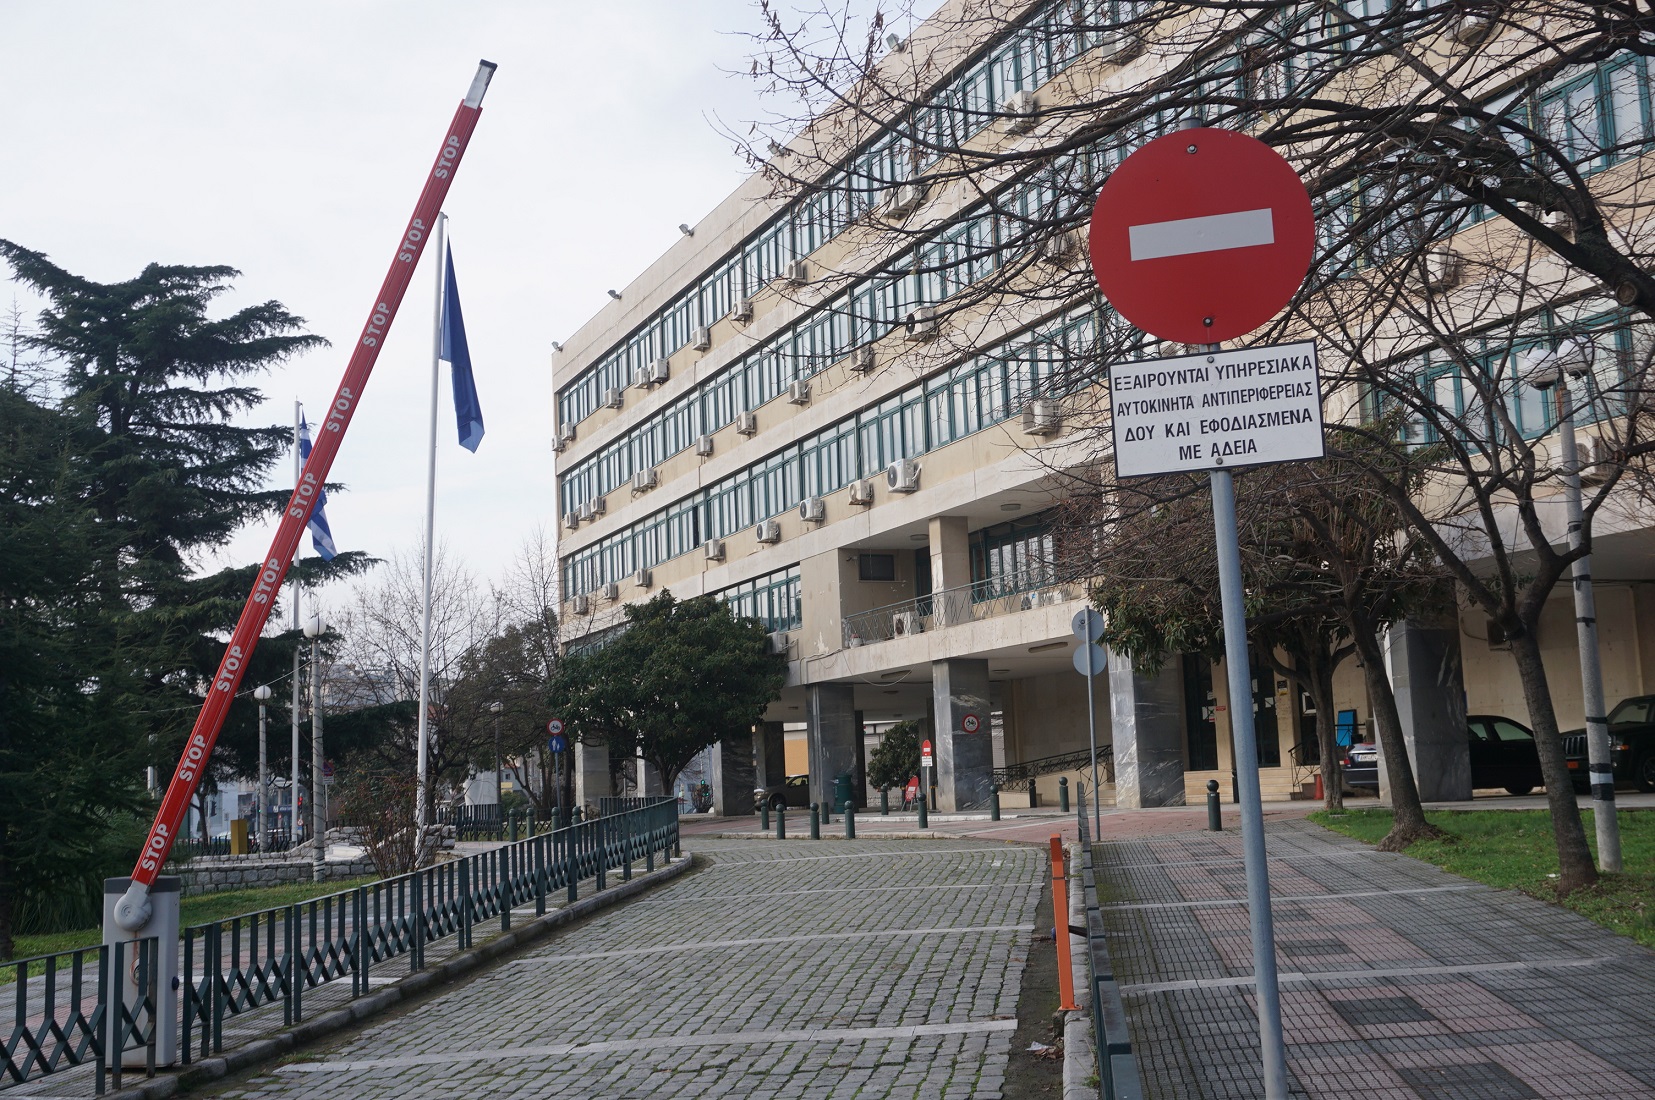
[2,937,158,1095]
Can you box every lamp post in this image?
[490,700,504,813]
[1523,339,1622,873]
[254,685,272,850]
[303,610,327,882]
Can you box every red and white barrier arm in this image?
[114,61,497,933]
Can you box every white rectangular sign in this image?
[1109,341,1323,478]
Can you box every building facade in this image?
[553,1,1655,813]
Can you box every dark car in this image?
[1342,715,1542,795]
[1467,715,1544,795]
[1564,695,1655,792]
[754,774,810,811]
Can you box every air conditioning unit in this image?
[704,538,727,561]
[904,306,939,342]
[755,518,782,544]
[695,433,715,457]
[648,358,671,385]
[1578,433,1613,484]
[736,410,759,435]
[1097,28,1144,64]
[784,259,810,286]
[892,611,924,637]
[1004,90,1039,134]
[768,631,791,655]
[558,422,577,446]
[634,568,653,588]
[787,380,811,405]
[601,582,620,601]
[1040,230,1084,264]
[632,367,651,390]
[690,325,712,352]
[577,501,595,523]
[572,594,590,615]
[847,479,875,506]
[562,510,580,531]
[850,346,876,373]
[881,183,926,220]
[886,459,921,493]
[1541,207,1575,239]
[1021,399,1062,437]
[603,386,624,410]
[799,496,826,523]
[1418,249,1462,292]
[632,468,659,492]
[552,433,568,454]
[588,495,606,517]
[1451,12,1496,44]
[733,296,756,323]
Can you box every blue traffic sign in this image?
[547,734,567,754]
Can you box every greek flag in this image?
[441,243,485,452]
[296,412,338,560]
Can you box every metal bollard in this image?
[1058,777,1070,812]
[810,803,821,840]
[880,786,890,815]
[509,812,519,843]
[760,802,770,831]
[777,804,786,840]
[820,797,830,826]
[916,790,928,829]
[1206,779,1222,832]
[845,802,856,840]
[990,784,1001,821]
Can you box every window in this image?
[859,553,897,582]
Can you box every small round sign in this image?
[1088,128,1314,344]
[547,734,567,755]
[921,739,934,766]
[1072,608,1105,643]
[1073,643,1108,678]
[961,713,982,734]
[546,718,564,736]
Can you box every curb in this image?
[105,852,697,1100]
[1062,842,1099,1099]
[710,830,1045,842]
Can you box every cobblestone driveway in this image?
[206,838,1044,1100]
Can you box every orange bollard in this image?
[1049,835,1079,1011]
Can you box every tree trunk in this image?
[1350,626,1441,849]
[1306,674,1344,813]
[1507,629,1598,892]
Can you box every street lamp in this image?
[490,701,504,813]
[303,610,327,882]
[253,685,272,850]
[1523,339,1623,873]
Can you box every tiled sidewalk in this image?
[1092,819,1655,1099]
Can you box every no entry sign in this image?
[1089,128,1314,344]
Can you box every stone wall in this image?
[172,855,378,897]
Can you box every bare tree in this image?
[727,0,1655,890]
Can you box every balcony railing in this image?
[842,572,1084,648]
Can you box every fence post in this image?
[566,827,578,904]
[595,815,607,892]
[209,920,223,1054]
[672,809,681,858]
[500,847,511,933]
[289,903,303,1023]
[411,869,425,971]
[621,813,633,881]
[459,858,473,950]
[353,887,367,998]
[535,833,548,916]
[96,943,109,1090]
[181,926,195,1062]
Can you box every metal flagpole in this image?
[112,62,495,934]
[291,401,302,848]
[416,212,447,838]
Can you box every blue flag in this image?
[441,243,485,452]
[296,412,338,561]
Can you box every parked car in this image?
[1341,715,1542,795]
[754,774,810,811]
[1564,695,1655,792]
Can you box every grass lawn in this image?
[7,876,377,966]
[1311,807,1655,950]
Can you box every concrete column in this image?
[573,738,612,812]
[636,751,664,797]
[807,683,857,811]
[1380,620,1471,802]
[1108,648,1188,808]
[853,710,868,808]
[708,734,757,817]
[933,658,993,810]
[928,515,971,625]
[754,721,786,789]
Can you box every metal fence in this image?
[1075,793,1144,1100]
[841,574,1084,647]
[2,799,679,1094]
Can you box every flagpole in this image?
[291,400,302,850]
[416,212,447,842]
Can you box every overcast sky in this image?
[2,1,878,598]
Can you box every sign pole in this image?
[1084,646,1102,838]
[1210,459,1288,1100]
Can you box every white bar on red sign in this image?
[1128,208,1274,261]
[1109,341,1323,478]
